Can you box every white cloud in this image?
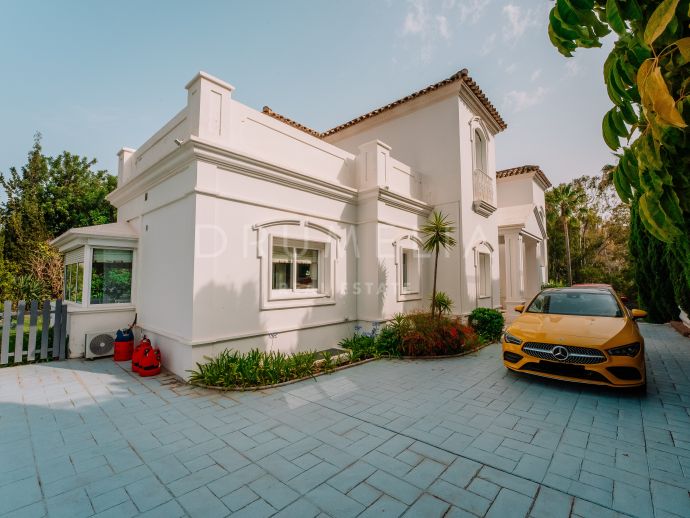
[531,69,542,82]
[436,15,451,40]
[505,63,517,74]
[503,86,547,112]
[502,4,538,42]
[403,0,427,35]
[565,61,580,77]
[459,0,491,24]
[480,33,496,55]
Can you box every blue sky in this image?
[1,0,614,186]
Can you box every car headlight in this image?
[607,342,641,357]
[503,331,522,345]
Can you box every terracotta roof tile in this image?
[261,106,322,138]
[497,165,552,189]
[324,69,506,136]
[261,68,507,139]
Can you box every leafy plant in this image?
[433,292,454,315]
[188,348,318,388]
[547,0,690,316]
[14,274,48,302]
[421,211,457,318]
[548,184,587,286]
[468,307,505,342]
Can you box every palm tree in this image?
[548,184,587,286]
[421,211,457,318]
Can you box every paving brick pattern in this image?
[0,323,688,517]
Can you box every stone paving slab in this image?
[0,323,689,517]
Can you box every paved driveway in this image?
[1,324,689,517]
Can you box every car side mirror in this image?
[514,305,525,313]
[631,309,647,320]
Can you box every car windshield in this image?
[526,290,623,318]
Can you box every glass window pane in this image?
[295,249,318,289]
[475,130,486,172]
[272,262,292,289]
[64,263,84,303]
[402,251,409,289]
[90,249,133,304]
[479,253,490,297]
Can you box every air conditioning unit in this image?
[85,332,116,359]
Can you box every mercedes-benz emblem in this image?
[552,345,569,361]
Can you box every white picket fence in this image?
[0,299,68,366]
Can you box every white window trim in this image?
[78,245,137,308]
[473,241,494,306]
[394,236,423,302]
[254,220,339,310]
[469,117,490,176]
[269,238,326,301]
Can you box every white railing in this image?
[473,169,495,207]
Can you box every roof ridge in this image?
[497,165,552,189]
[261,68,507,140]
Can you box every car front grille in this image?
[521,342,606,365]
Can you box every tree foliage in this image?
[0,134,117,299]
[421,211,457,318]
[548,0,690,318]
[546,173,636,300]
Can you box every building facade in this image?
[52,69,551,378]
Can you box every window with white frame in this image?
[90,249,134,304]
[474,129,487,173]
[400,248,420,294]
[271,239,323,294]
[64,262,84,303]
[478,252,491,298]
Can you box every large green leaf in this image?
[620,0,643,21]
[550,8,582,40]
[613,167,633,202]
[644,0,680,45]
[620,100,638,125]
[639,191,680,242]
[603,111,621,150]
[556,0,581,26]
[548,23,575,57]
[611,107,629,137]
[606,0,626,35]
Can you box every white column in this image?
[502,229,524,307]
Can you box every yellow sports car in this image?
[502,287,647,388]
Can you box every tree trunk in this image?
[431,247,439,318]
[563,217,572,286]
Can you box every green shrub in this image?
[541,280,567,289]
[188,348,317,388]
[433,292,454,315]
[468,307,504,342]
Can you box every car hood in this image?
[508,313,631,347]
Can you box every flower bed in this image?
[340,312,484,358]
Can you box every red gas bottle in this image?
[113,328,135,361]
[139,346,161,377]
[132,336,151,373]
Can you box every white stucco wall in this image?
[83,70,533,378]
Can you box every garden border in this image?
[188,341,496,392]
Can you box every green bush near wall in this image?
[468,307,504,342]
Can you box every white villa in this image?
[52,69,551,378]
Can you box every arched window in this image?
[474,129,487,173]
